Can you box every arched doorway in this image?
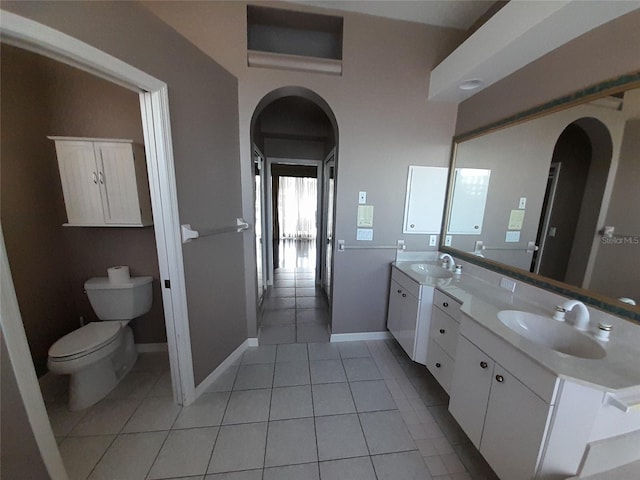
[532,118,613,286]
[250,87,338,344]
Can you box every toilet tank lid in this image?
[85,276,153,290]
[48,322,121,358]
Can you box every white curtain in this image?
[278,176,317,239]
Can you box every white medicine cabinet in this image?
[402,165,448,234]
[50,137,153,227]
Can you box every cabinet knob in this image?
[480,361,488,369]
[397,289,402,294]
[435,363,441,368]
[98,171,105,184]
[443,302,449,308]
[92,171,98,184]
[495,374,504,383]
[402,293,407,298]
[439,329,446,334]
[410,224,415,228]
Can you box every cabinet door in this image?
[55,141,104,224]
[387,280,419,360]
[448,336,494,448]
[94,142,141,224]
[481,366,553,480]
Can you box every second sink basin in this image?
[410,263,453,279]
[498,310,606,359]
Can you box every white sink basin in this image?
[410,263,453,279]
[498,310,606,359]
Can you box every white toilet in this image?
[48,275,153,411]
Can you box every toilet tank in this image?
[84,276,153,320]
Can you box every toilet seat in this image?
[49,322,122,361]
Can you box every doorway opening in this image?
[251,89,338,344]
[531,119,613,287]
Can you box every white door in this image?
[55,140,104,224]
[94,142,141,224]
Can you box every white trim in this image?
[136,342,169,353]
[193,339,256,398]
[330,331,393,343]
[0,10,194,478]
[247,50,342,76]
[1,230,68,480]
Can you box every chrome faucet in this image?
[439,253,456,271]
[560,300,590,331]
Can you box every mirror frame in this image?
[441,71,640,323]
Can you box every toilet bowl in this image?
[47,275,152,411]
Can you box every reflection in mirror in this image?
[446,85,640,312]
[447,168,491,235]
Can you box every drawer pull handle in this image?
[435,363,441,368]
[439,329,446,334]
[402,293,407,298]
[480,361,488,369]
[443,302,449,308]
[495,374,504,383]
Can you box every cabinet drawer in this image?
[431,308,460,358]
[391,267,421,299]
[434,290,461,319]
[426,340,454,394]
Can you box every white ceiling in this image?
[288,0,495,30]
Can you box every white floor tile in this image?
[296,324,330,343]
[46,402,87,437]
[148,370,174,397]
[371,451,432,480]
[205,365,239,393]
[263,462,319,480]
[350,380,397,412]
[273,361,310,387]
[122,396,181,432]
[310,359,347,384]
[315,414,368,461]
[223,389,271,425]
[276,344,308,363]
[208,423,267,474]
[205,470,262,480]
[233,364,274,390]
[241,346,277,365]
[270,385,313,420]
[338,342,371,358]
[88,431,167,480]
[343,358,383,382]
[264,418,317,467]
[69,398,141,436]
[319,456,377,480]
[58,435,114,480]
[311,383,356,417]
[259,325,296,345]
[106,372,158,399]
[174,392,230,429]
[308,343,340,361]
[148,427,219,479]
[359,410,416,455]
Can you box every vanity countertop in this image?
[392,261,458,287]
[392,262,640,393]
[438,273,640,393]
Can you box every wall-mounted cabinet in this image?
[403,166,448,234]
[50,137,152,227]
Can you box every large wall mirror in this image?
[442,75,640,322]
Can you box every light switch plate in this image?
[429,235,437,246]
[500,277,517,293]
[356,228,373,241]
[505,231,520,243]
[519,197,527,209]
[444,235,452,246]
[358,191,367,204]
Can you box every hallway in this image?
[259,239,331,344]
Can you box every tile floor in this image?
[258,266,331,345]
[47,341,499,480]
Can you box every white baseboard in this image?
[136,342,168,353]
[330,331,393,343]
[193,338,256,399]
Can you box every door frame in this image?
[265,157,323,279]
[532,162,562,275]
[0,11,194,479]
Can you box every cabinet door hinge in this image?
[164,279,171,289]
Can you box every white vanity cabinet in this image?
[425,290,461,393]
[50,137,152,227]
[386,267,434,365]
[450,318,559,480]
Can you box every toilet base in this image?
[67,326,138,411]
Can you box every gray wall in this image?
[2,1,246,386]
[590,118,640,302]
[145,0,465,334]
[1,44,166,375]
